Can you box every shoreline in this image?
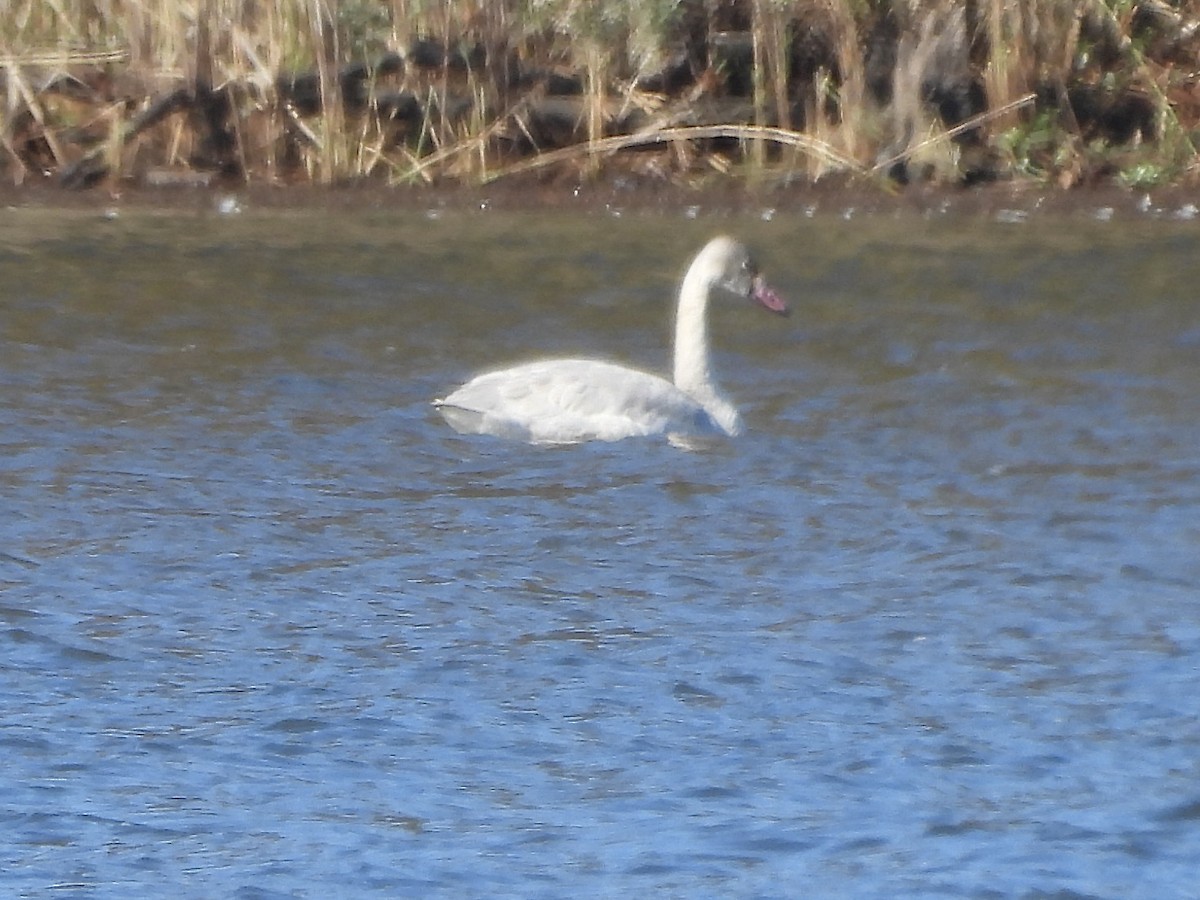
[4,176,1200,224]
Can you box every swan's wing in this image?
[436,359,719,443]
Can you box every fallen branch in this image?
[481,123,866,184]
[0,49,129,69]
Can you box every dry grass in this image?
[1,0,1195,189]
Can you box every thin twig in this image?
[870,92,1037,176]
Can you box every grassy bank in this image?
[2,1,1198,193]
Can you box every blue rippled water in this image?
[2,208,1199,897]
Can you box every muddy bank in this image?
[3,174,1200,226]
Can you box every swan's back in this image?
[435,359,721,444]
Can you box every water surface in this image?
[2,206,1199,897]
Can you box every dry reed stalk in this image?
[802,70,835,180]
[827,0,866,163]
[981,0,1052,134]
[8,67,67,166]
[983,0,1013,122]
[102,100,125,185]
[313,0,346,183]
[229,27,282,180]
[583,43,606,177]
[749,0,769,175]
[763,3,792,131]
[391,84,541,185]
[469,79,491,179]
[785,0,870,179]
[166,109,187,166]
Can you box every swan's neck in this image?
[672,262,740,434]
[672,264,715,395]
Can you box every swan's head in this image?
[701,236,789,316]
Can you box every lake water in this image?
[2,202,1199,898]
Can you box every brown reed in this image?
[0,0,1193,190]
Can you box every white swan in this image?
[434,236,788,444]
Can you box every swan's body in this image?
[436,359,725,444]
[434,236,787,445]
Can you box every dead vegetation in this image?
[1,1,1198,192]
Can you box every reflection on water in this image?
[2,207,1200,896]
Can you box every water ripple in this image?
[2,211,1199,897]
